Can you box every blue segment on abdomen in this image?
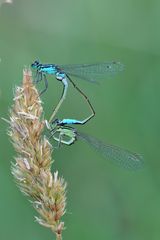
[62,119,82,125]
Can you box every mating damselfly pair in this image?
[31,60,144,170]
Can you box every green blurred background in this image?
[0,0,160,239]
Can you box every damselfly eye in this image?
[52,119,60,125]
[35,60,39,65]
[31,60,39,68]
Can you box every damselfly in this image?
[31,60,124,123]
[48,118,144,170]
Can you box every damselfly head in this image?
[51,118,61,126]
[31,60,40,69]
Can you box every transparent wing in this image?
[59,61,124,83]
[77,131,144,170]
